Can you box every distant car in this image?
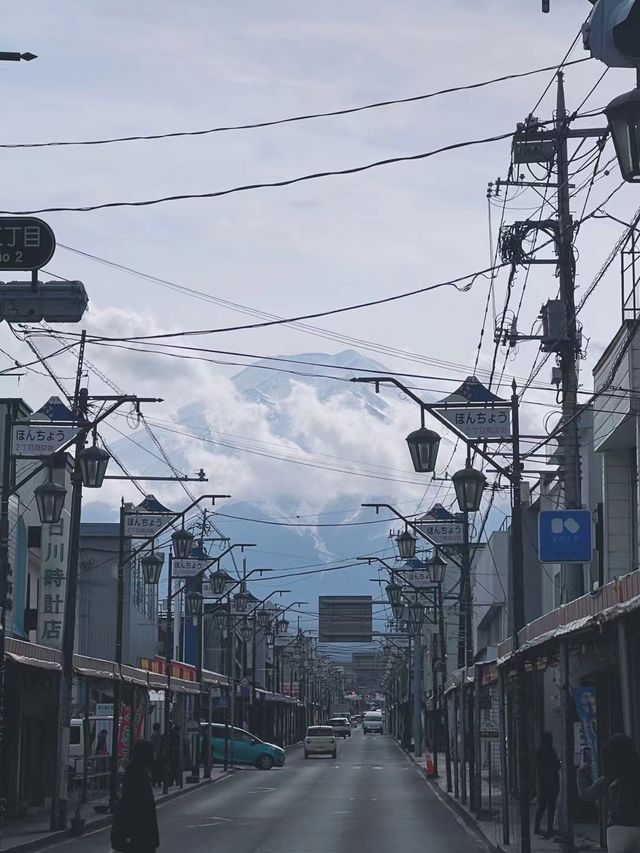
[204,723,285,769]
[362,711,384,735]
[305,725,337,759]
[328,717,351,738]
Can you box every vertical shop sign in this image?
[38,517,70,649]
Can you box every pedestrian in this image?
[96,728,109,756]
[110,739,160,853]
[169,723,181,787]
[149,723,163,787]
[534,731,560,838]
[578,733,640,852]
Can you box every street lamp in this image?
[605,87,640,183]
[256,608,271,630]
[386,581,403,608]
[171,527,194,559]
[406,601,425,637]
[427,552,447,585]
[34,481,67,524]
[234,585,250,613]
[451,465,486,513]
[77,445,110,488]
[209,567,232,597]
[277,616,289,634]
[210,608,227,631]
[240,619,254,644]
[406,425,440,473]
[140,551,164,585]
[185,591,203,620]
[396,529,417,560]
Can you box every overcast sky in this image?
[1,1,637,547]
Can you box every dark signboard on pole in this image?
[318,596,372,643]
[0,217,56,270]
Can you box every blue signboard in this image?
[538,510,592,563]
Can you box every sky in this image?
[1,1,638,637]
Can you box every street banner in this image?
[117,702,145,772]
[572,686,598,779]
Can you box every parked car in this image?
[362,711,384,735]
[204,723,285,769]
[328,717,351,738]
[304,725,337,759]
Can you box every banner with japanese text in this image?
[37,514,71,649]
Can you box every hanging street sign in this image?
[123,513,170,539]
[12,424,79,456]
[274,634,294,647]
[172,557,211,578]
[398,568,434,589]
[417,517,464,545]
[538,510,593,563]
[437,406,511,439]
[0,217,56,270]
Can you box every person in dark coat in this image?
[534,731,561,838]
[111,740,160,853]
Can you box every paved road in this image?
[46,731,486,853]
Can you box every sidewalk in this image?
[0,767,230,853]
[408,749,602,853]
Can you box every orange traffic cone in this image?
[425,752,435,776]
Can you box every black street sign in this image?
[0,217,55,270]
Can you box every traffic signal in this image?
[584,0,640,67]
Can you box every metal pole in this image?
[229,613,235,768]
[0,400,17,836]
[413,633,422,757]
[510,381,531,853]
[474,665,482,814]
[109,503,125,810]
[499,668,510,846]
[438,582,452,792]
[223,602,229,772]
[162,549,173,795]
[51,384,88,831]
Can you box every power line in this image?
[0,130,528,215]
[0,58,591,150]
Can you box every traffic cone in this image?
[425,751,435,776]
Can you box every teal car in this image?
[203,723,285,770]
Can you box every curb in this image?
[1,771,234,853]
[399,746,500,853]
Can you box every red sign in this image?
[139,655,197,681]
[117,703,145,771]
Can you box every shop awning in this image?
[497,569,640,665]
[7,651,61,672]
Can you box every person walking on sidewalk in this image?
[111,740,160,853]
[149,723,163,787]
[534,731,560,838]
[578,733,640,853]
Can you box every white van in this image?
[362,711,383,735]
[69,716,114,776]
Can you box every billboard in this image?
[318,596,373,643]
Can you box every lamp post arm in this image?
[13,396,164,493]
[361,504,465,573]
[352,376,515,482]
[124,496,232,569]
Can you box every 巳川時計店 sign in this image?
[0,217,56,270]
[12,424,79,456]
[437,406,511,439]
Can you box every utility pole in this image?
[51,334,88,831]
[556,71,584,602]
[555,72,583,853]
